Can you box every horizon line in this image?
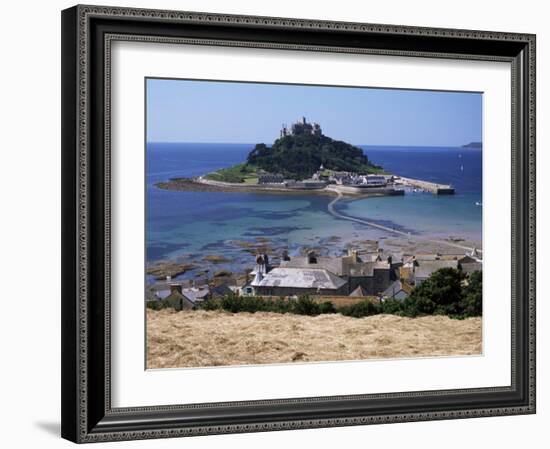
[146,141,482,148]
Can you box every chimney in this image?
[347,248,357,263]
[170,284,182,294]
[307,250,317,264]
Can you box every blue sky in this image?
[146,78,482,147]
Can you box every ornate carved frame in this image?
[61,4,536,443]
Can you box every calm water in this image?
[146,143,482,277]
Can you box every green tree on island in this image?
[246,133,381,179]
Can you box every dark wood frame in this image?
[61,4,536,443]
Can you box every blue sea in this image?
[146,143,482,280]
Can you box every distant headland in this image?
[462,141,482,149]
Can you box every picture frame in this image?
[61,4,536,443]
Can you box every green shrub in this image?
[199,298,222,311]
[146,300,163,311]
[146,298,187,311]
[402,268,482,319]
[379,298,404,314]
[339,300,380,318]
[318,301,336,314]
[199,294,294,314]
[460,271,482,317]
[291,296,321,316]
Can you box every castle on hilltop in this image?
[280,117,322,138]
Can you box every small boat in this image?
[475,201,482,207]
[460,165,464,171]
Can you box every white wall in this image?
[0,0,546,447]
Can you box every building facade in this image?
[280,117,322,138]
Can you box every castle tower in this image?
[313,122,322,135]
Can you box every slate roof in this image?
[460,261,483,275]
[281,257,344,275]
[360,253,383,263]
[415,260,459,279]
[163,290,196,310]
[281,255,393,278]
[349,285,367,297]
[347,261,390,277]
[381,280,412,298]
[458,255,479,264]
[210,284,233,298]
[252,267,347,290]
[181,286,210,303]
[415,254,440,261]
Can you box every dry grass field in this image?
[146,309,482,369]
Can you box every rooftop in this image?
[347,261,391,277]
[460,261,483,275]
[381,280,413,298]
[181,286,210,303]
[251,267,347,290]
[415,260,459,279]
[281,256,344,276]
[281,254,392,277]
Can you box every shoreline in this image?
[155,174,454,198]
[155,177,336,196]
[145,232,483,289]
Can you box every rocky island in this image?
[209,117,384,182]
[156,117,406,197]
[155,118,453,197]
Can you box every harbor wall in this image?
[326,184,404,196]
[399,177,455,195]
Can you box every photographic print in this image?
[61,8,535,440]
[145,78,483,369]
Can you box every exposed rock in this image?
[203,254,232,263]
[146,261,196,280]
[254,236,271,243]
[228,240,257,248]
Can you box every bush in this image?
[339,300,380,318]
[220,295,266,313]
[199,298,222,311]
[318,301,337,314]
[291,296,321,316]
[146,298,191,311]
[199,295,334,316]
[146,300,163,311]
[402,268,482,319]
[199,294,294,314]
[460,271,482,317]
[379,298,404,314]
